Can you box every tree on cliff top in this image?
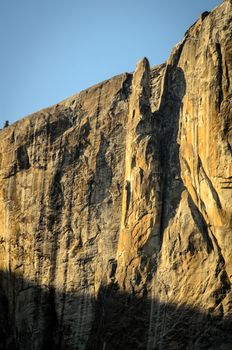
[3,120,9,128]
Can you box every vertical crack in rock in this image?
[216,42,224,112]
[156,62,186,245]
[90,133,113,205]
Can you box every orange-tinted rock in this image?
[0,1,231,349]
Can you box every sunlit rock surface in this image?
[0,1,231,349]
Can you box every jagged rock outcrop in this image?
[0,1,231,349]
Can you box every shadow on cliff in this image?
[155,63,211,249]
[155,64,186,242]
[0,271,232,350]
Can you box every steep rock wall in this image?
[0,1,231,349]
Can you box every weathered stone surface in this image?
[0,1,231,349]
[116,58,161,292]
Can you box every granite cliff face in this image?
[0,1,232,349]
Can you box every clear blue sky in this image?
[0,0,222,125]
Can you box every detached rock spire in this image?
[116,57,161,290]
